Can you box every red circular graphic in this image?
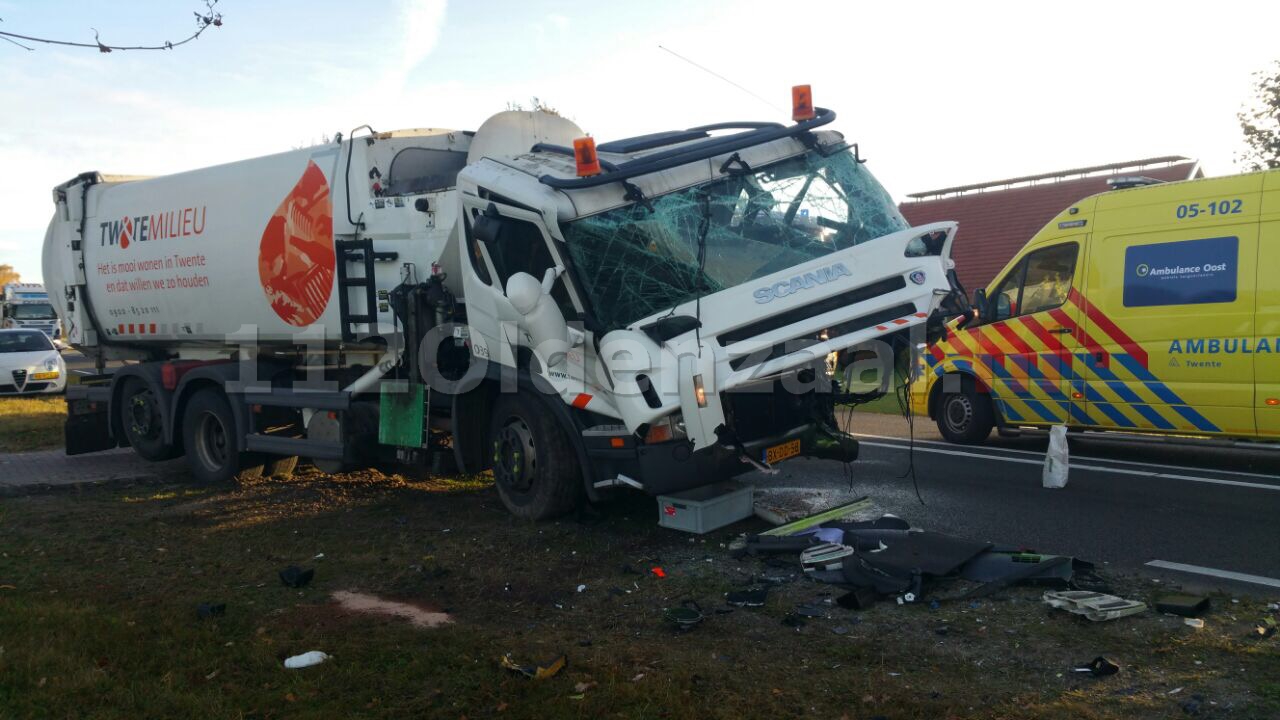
[258,160,335,326]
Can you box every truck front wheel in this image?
[936,377,994,444]
[181,388,261,483]
[489,393,582,520]
[119,377,180,461]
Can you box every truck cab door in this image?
[458,199,597,397]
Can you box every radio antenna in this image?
[657,45,786,114]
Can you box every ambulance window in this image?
[990,243,1077,320]
[1019,243,1077,315]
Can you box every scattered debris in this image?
[1155,594,1211,618]
[836,587,876,610]
[196,602,226,619]
[725,588,768,608]
[1255,617,1277,638]
[500,653,566,680]
[331,591,452,629]
[1184,617,1205,629]
[574,681,597,693]
[664,602,704,631]
[650,567,666,579]
[1043,591,1146,622]
[278,565,315,589]
[793,603,826,618]
[758,496,875,536]
[1073,656,1120,678]
[284,651,330,669]
[576,584,587,593]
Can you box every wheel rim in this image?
[194,411,230,472]
[943,394,973,434]
[128,391,156,438]
[494,417,536,493]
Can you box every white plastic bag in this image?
[1042,425,1069,489]
[284,651,330,669]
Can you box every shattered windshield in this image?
[562,148,908,330]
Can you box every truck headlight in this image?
[643,413,688,444]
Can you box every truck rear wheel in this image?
[119,377,180,461]
[181,388,260,483]
[489,393,582,520]
[936,377,994,444]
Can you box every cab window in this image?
[991,243,1078,321]
[484,217,577,319]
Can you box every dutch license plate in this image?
[763,438,801,465]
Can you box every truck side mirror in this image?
[472,202,507,245]
[472,214,503,245]
[972,288,987,322]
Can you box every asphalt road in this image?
[753,411,1280,596]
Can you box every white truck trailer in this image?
[43,95,967,519]
[2,282,63,345]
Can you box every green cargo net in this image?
[561,148,908,331]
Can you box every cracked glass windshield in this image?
[562,148,908,330]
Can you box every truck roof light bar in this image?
[535,107,837,191]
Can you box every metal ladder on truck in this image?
[334,238,398,342]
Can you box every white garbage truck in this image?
[2,282,63,345]
[43,93,967,519]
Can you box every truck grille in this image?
[718,276,906,346]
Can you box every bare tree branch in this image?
[0,1,222,53]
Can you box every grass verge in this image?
[0,395,65,452]
[0,468,1276,718]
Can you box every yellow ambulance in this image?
[911,168,1279,444]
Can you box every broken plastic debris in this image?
[1043,590,1146,622]
[650,567,666,579]
[576,584,587,593]
[278,565,314,588]
[1073,656,1120,678]
[664,602,704,631]
[196,602,226,619]
[1184,617,1205,629]
[500,653,566,680]
[726,588,768,607]
[283,651,330,669]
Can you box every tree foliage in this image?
[1238,61,1280,171]
[0,265,21,286]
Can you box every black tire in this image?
[181,388,260,483]
[936,377,994,445]
[118,377,180,461]
[489,392,582,520]
[264,455,299,478]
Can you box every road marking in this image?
[1145,560,1280,590]
[852,432,1280,482]
[857,441,1280,492]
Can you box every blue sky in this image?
[2,0,1278,282]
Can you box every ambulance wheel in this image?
[489,393,582,520]
[937,378,993,444]
[182,388,260,484]
[119,377,180,461]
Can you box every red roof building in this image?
[899,156,1203,293]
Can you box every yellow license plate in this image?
[763,438,801,465]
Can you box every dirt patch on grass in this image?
[0,395,65,452]
[331,590,453,628]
